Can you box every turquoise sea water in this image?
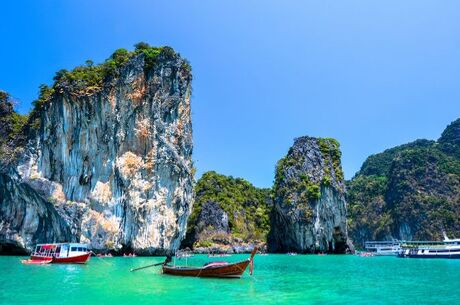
[0,254,459,305]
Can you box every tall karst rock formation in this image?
[0,44,194,255]
[268,137,351,253]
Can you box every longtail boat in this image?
[22,243,91,264]
[162,247,257,278]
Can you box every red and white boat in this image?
[22,243,91,264]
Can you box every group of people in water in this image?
[95,253,137,257]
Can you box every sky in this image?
[1,0,460,188]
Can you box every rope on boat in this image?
[130,256,171,272]
[130,262,164,272]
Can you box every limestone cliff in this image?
[0,44,194,255]
[268,137,351,253]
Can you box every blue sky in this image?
[1,0,459,187]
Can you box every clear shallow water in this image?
[0,254,459,305]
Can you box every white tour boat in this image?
[364,241,401,256]
[398,234,460,259]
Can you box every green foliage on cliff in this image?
[0,91,29,161]
[347,175,391,245]
[439,118,460,158]
[348,120,460,247]
[0,90,8,102]
[9,113,28,137]
[358,139,434,177]
[274,157,288,191]
[52,43,178,95]
[32,85,54,112]
[23,84,56,132]
[187,171,272,242]
[299,174,321,201]
[0,92,28,139]
[318,137,344,182]
[20,42,190,113]
[13,43,191,137]
[134,42,162,71]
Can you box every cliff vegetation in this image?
[0,91,29,168]
[182,171,272,251]
[348,119,460,247]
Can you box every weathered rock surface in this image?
[348,119,460,248]
[268,137,351,253]
[0,45,194,255]
[193,201,231,235]
[0,173,72,254]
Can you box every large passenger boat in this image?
[398,236,460,259]
[364,241,401,256]
[22,243,91,264]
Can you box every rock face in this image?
[348,119,460,248]
[182,171,271,253]
[194,201,230,235]
[268,137,350,253]
[0,174,72,254]
[0,45,194,255]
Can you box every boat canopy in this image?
[41,244,57,250]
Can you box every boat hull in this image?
[400,253,460,259]
[398,247,460,259]
[162,259,250,278]
[22,259,52,265]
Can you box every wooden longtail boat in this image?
[162,247,257,278]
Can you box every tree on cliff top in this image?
[0,90,29,168]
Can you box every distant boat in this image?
[398,236,460,259]
[162,248,257,278]
[287,252,297,256]
[22,243,91,264]
[364,241,401,256]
